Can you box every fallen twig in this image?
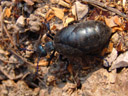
[0,64,24,80]
[4,26,17,49]
[82,0,128,20]
[8,49,35,67]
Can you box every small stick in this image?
[1,7,7,41]
[4,26,17,49]
[82,0,128,20]
[0,58,18,64]
[8,49,35,67]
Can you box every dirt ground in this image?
[0,0,128,96]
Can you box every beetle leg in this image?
[35,56,40,75]
[59,54,69,70]
[47,50,56,66]
[46,33,53,40]
[96,56,109,67]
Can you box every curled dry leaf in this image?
[64,17,75,26]
[112,27,123,33]
[105,16,122,28]
[103,48,118,67]
[109,51,128,71]
[45,9,55,21]
[105,17,117,27]
[113,16,121,26]
[72,1,88,20]
[35,58,49,67]
[52,7,64,20]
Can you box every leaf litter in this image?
[0,0,128,96]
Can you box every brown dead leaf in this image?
[107,42,113,53]
[117,41,124,52]
[51,25,56,30]
[112,27,123,33]
[52,7,64,20]
[45,9,55,21]
[46,14,55,21]
[101,42,113,56]
[125,21,128,30]
[24,0,34,5]
[65,17,75,26]
[109,51,128,71]
[59,0,71,8]
[35,58,49,66]
[4,7,11,18]
[72,1,88,20]
[113,16,121,26]
[105,17,117,27]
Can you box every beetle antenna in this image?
[35,55,40,75]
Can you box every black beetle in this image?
[26,20,111,74]
[53,20,111,57]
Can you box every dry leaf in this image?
[103,48,118,67]
[58,0,71,8]
[109,51,128,71]
[4,7,11,18]
[72,1,88,20]
[45,9,53,18]
[117,41,124,52]
[52,7,64,20]
[112,27,123,33]
[107,42,113,53]
[46,14,55,21]
[51,25,56,30]
[113,16,121,26]
[105,17,117,27]
[35,58,49,66]
[24,0,34,5]
[65,17,74,26]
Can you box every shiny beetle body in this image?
[54,20,111,56]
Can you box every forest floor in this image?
[0,0,128,96]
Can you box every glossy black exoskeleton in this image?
[26,20,111,74]
[54,20,111,56]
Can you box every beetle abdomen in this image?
[54,20,111,56]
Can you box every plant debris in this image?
[0,0,128,96]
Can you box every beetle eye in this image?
[45,42,54,52]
